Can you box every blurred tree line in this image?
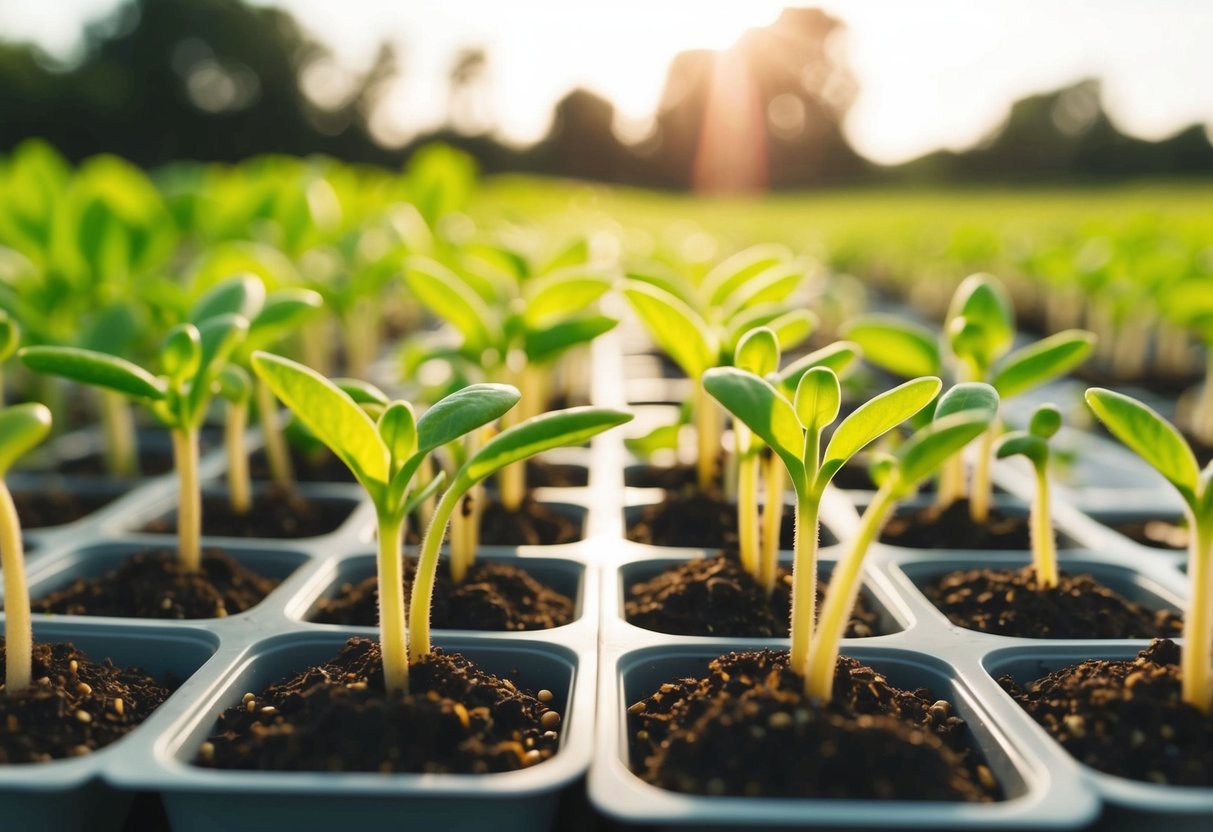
[1,0,1210,187]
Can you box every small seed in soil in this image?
[537,689,553,703]
[541,711,561,729]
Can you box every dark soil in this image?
[880,500,1031,550]
[13,490,119,529]
[625,554,882,638]
[492,460,589,489]
[625,464,698,490]
[627,492,818,550]
[1107,518,1189,550]
[316,560,574,631]
[249,447,355,484]
[0,640,173,763]
[1000,639,1212,786]
[29,549,279,619]
[407,496,581,547]
[924,566,1183,639]
[630,649,997,800]
[199,638,562,774]
[141,490,353,539]
[55,448,174,478]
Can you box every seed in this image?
[540,711,561,729]
[977,765,996,791]
[76,682,93,696]
[69,660,79,675]
[242,692,255,704]
[537,689,554,703]
[113,698,125,716]
[627,701,646,715]
[198,742,215,762]
[1063,714,1086,738]
[453,702,470,729]
[214,606,228,618]
[72,745,92,757]
[635,730,649,741]
[767,712,792,729]
[347,681,368,692]
[75,710,92,724]
[246,700,257,713]
[160,597,174,610]
[260,706,277,716]
[523,749,542,766]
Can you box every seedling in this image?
[1086,388,1213,714]
[251,352,630,692]
[626,246,815,491]
[805,383,1000,700]
[20,313,248,572]
[995,404,1063,588]
[704,359,940,685]
[0,403,53,693]
[0,311,19,407]
[845,273,1093,522]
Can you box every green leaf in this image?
[821,377,942,480]
[946,274,1014,366]
[250,351,389,488]
[723,305,815,355]
[702,367,805,481]
[241,289,323,355]
[1085,387,1199,507]
[625,262,697,307]
[992,330,1096,399]
[934,382,999,422]
[1029,404,1062,439]
[794,366,840,431]
[765,309,816,353]
[190,273,266,323]
[775,341,861,393]
[624,281,716,380]
[379,401,418,462]
[624,422,682,458]
[897,410,997,489]
[162,324,202,385]
[734,327,779,376]
[0,313,17,364]
[523,314,617,365]
[19,346,166,401]
[404,256,497,354]
[0,402,52,475]
[842,316,941,378]
[187,314,249,425]
[995,431,1048,467]
[522,271,612,329]
[702,244,789,308]
[217,364,252,404]
[719,262,805,318]
[335,378,390,408]
[460,407,632,485]
[401,469,446,516]
[415,383,520,454]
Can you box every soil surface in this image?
[630,649,997,800]
[407,496,582,547]
[13,490,118,529]
[626,492,821,550]
[880,500,1031,550]
[141,490,353,539]
[249,447,355,484]
[1106,518,1189,549]
[200,638,562,774]
[29,549,279,619]
[493,460,589,489]
[625,554,882,638]
[625,464,698,490]
[56,449,174,478]
[1000,639,1212,785]
[924,566,1183,639]
[316,560,575,631]
[0,640,173,763]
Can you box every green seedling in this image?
[995,404,1064,588]
[251,352,630,693]
[845,273,1093,523]
[0,403,53,693]
[626,245,815,491]
[1086,388,1213,714]
[0,311,20,407]
[729,329,862,590]
[805,383,1000,700]
[704,356,940,687]
[20,314,248,572]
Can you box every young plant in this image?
[704,361,941,684]
[0,311,19,407]
[251,352,631,693]
[805,383,1000,700]
[1085,388,1213,714]
[625,246,815,491]
[995,404,1063,588]
[0,403,53,694]
[844,273,1093,522]
[20,314,248,572]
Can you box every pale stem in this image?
[968,425,998,525]
[694,380,718,491]
[1195,350,1213,446]
[760,455,786,591]
[415,455,437,528]
[736,437,760,579]
[172,427,202,573]
[409,486,463,661]
[498,364,538,512]
[1030,462,1058,589]
[805,483,897,701]
[1182,516,1213,714]
[299,318,332,378]
[935,455,965,510]
[100,388,139,477]
[787,496,821,678]
[225,400,251,515]
[256,379,294,490]
[450,431,482,581]
[343,296,381,379]
[1,480,31,694]
[376,512,409,694]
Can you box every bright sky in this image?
[3,0,1212,164]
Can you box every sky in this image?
[2,0,1212,164]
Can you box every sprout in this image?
[20,313,248,572]
[845,273,1094,523]
[1086,388,1213,714]
[704,355,940,684]
[251,352,630,693]
[0,403,53,694]
[995,404,1063,588]
[0,310,20,407]
[804,383,1000,700]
